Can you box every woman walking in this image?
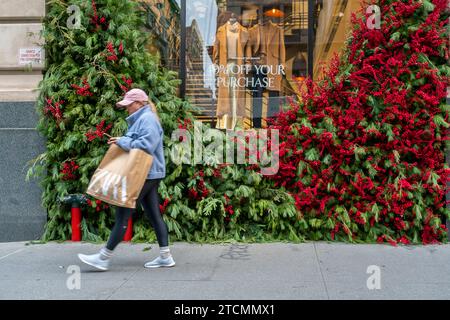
[78,88,175,271]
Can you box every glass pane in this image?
[313,0,360,80]
[184,0,309,129]
[143,0,181,70]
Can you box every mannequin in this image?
[229,12,237,24]
[213,13,250,130]
[247,14,285,127]
[247,15,267,128]
[261,15,285,122]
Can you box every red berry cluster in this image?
[71,79,93,97]
[212,167,222,179]
[421,223,448,245]
[106,42,118,61]
[44,98,64,122]
[330,222,340,240]
[85,120,113,142]
[86,198,109,212]
[120,75,133,93]
[61,161,79,181]
[90,0,109,31]
[224,194,234,222]
[177,117,193,130]
[104,41,125,63]
[376,235,398,246]
[159,198,170,214]
[188,173,209,200]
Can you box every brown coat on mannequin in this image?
[213,22,250,117]
[261,21,286,92]
[248,24,266,64]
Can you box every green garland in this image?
[27,0,301,243]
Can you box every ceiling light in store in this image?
[264,8,285,18]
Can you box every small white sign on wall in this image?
[19,47,42,65]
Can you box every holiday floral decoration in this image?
[28,0,448,245]
[27,0,200,241]
[265,0,450,244]
[28,0,297,243]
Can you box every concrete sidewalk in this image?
[0,241,449,300]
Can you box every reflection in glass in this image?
[184,0,310,129]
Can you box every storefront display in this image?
[213,13,250,129]
[184,0,310,129]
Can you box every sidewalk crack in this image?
[0,248,26,262]
[313,242,330,300]
[105,267,140,300]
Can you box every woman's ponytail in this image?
[147,100,160,123]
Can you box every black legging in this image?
[106,179,168,250]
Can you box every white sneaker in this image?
[78,253,110,271]
[144,255,176,268]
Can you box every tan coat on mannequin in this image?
[261,21,286,92]
[248,23,266,65]
[213,22,251,120]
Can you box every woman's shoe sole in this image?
[78,254,109,271]
[144,263,176,269]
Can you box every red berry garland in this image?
[120,76,133,92]
[159,197,171,214]
[188,171,210,201]
[44,98,64,122]
[90,0,109,31]
[85,120,113,142]
[106,42,118,62]
[61,161,79,180]
[118,41,124,54]
[223,194,234,222]
[71,79,94,97]
[86,198,109,212]
[177,117,193,130]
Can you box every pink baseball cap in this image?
[116,88,149,108]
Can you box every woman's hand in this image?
[107,137,120,145]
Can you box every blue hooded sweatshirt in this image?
[116,105,166,180]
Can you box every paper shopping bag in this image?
[86,144,153,208]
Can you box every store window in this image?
[142,0,181,70]
[182,0,310,129]
[313,0,360,80]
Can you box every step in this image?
[186,93,214,98]
[186,77,212,80]
[186,88,214,92]
[186,81,216,84]
[186,97,214,101]
[186,88,214,93]
[194,107,216,112]
[186,95,214,100]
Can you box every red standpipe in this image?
[71,206,82,241]
[123,217,133,241]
